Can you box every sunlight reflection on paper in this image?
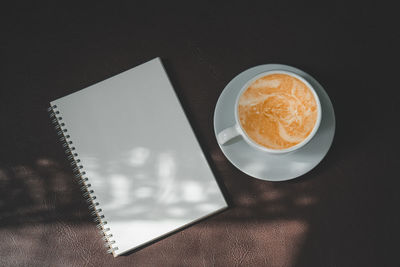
[128,147,150,167]
[182,181,205,202]
[102,174,131,210]
[77,146,227,254]
[167,207,186,217]
[157,152,178,204]
[134,187,154,198]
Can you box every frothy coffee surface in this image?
[238,73,318,150]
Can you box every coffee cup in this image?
[217,70,321,154]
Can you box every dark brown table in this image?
[1,2,399,266]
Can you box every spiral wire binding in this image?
[48,105,119,255]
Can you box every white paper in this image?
[51,58,227,256]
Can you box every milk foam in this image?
[238,74,318,150]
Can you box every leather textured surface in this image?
[1,2,399,266]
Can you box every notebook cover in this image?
[50,58,227,256]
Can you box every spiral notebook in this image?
[48,58,227,257]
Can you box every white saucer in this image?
[213,64,335,181]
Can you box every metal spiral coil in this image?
[48,105,119,255]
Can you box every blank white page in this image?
[50,58,227,256]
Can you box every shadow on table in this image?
[0,148,324,267]
[0,121,385,267]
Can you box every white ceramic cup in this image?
[217,70,322,154]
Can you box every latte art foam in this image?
[238,73,318,150]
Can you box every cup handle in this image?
[217,125,241,145]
